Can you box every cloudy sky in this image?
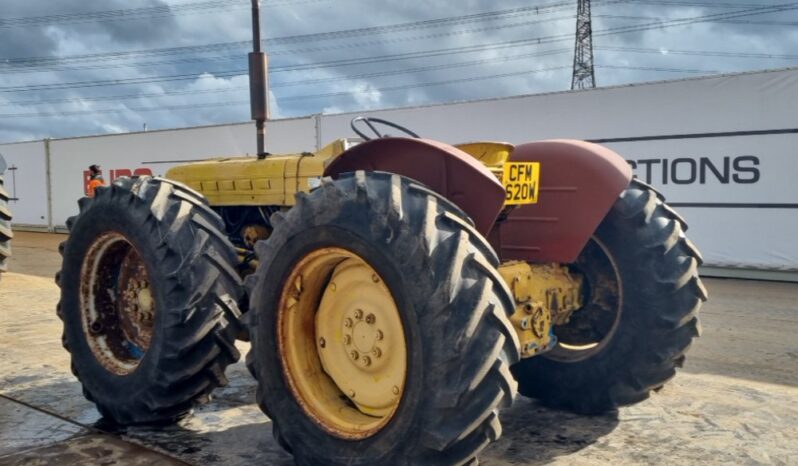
[0,0,796,143]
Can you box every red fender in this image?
[491,140,632,263]
[324,138,505,235]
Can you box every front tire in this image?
[247,171,520,465]
[0,172,12,275]
[57,177,243,424]
[512,179,707,414]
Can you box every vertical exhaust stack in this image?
[249,0,269,158]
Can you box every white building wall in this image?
[0,141,48,228]
[1,68,796,273]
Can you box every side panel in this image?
[493,140,632,263]
[323,138,505,235]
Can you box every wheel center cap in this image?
[352,322,376,353]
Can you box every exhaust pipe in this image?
[249,0,269,158]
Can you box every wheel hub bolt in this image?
[89,321,104,335]
[392,386,400,395]
[344,318,353,328]
[365,313,375,324]
[348,390,355,398]
[354,309,363,320]
[371,274,379,283]
[350,350,359,361]
[373,347,382,358]
[361,356,372,367]
[318,337,326,348]
[343,335,351,345]
[375,330,383,341]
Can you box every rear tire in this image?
[0,172,12,275]
[512,179,706,414]
[247,171,519,465]
[57,177,243,424]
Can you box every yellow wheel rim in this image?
[277,247,407,440]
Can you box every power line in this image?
[597,64,724,74]
[0,48,573,107]
[0,0,323,29]
[3,2,793,93]
[0,4,578,68]
[595,14,798,27]
[596,46,798,60]
[0,66,571,118]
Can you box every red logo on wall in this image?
[83,168,153,195]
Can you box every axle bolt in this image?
[354,309,363,320]
[365,313,375,324]
[318,337,326,348]
[392,386,400,395]
[89,321,104,335]
[524,303,534,314]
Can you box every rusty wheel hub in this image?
[80,232,155,375]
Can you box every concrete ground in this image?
[1,231,797,465]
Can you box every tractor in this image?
[0,153,11,278]
[54,3,706,465]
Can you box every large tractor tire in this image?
[511,179,707,414]
[246,171,520,465]
[56,177,243,425]
[0,173,11,275]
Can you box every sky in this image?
[0,0,797,143]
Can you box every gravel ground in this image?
[1,231,796,465]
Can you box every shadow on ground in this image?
[482,396,619,465]
[2,364,619,465]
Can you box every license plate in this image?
[502,162,540,205]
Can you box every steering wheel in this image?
[350,116,420,141]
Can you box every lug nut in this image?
[375,330,383,341]
[344,318,353,328]
[365,313,375,324]
[350,351,359,360]
[372,274,380,283]
[392,386,400,395]
[343,335,352,345]
[330,282,336,291]
[361,356,372,366]
[524,303,534,314]
[318,338,326,348]
[354,309,363,320]
[373,347,382,358]
[348,390,356,398]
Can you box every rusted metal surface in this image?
[545,237,622,363]
[323,137,506,235]
[79,232,153,375]
[492,140,632,263]
[497,261,584,358]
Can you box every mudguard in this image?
[324,138,506,234]
[491,140,632,263]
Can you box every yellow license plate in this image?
[502,162,540,205]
